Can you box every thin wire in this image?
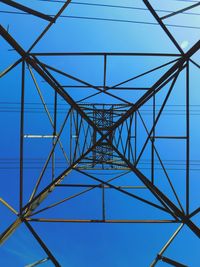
[37,0,200,15]
[1,11,200,30]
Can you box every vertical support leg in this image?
[134,112,137,162]
[70,108,72,164]
[52,91,57,181]
[19,60,25,214]
[102,184,106,221]
[151,92,155,184]
[103,54,107,91]
[186,61,190,215]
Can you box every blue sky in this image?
[0,0,200,266]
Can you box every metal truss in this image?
[0,0,199,266]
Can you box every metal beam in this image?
[24,221,60,267]
[150,224,184,267]
[19,60,25,213]
[0,0,54,22]
[158,255,188,267]
[27,219,178,224]
[109,143,200,238]
[143,0,184,54]
[30,52,181,57]
[161,2,200,20]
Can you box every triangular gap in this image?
[109,170,144,187]
[105,181,174,220]
[77,90,131,105]
[148,71,185,136]
[27,169,103,219]
[80,169,131,184]
[107,56,179,90]
[105,87,145,104]
[0,6,49,51]
[136,135,152,180]
[134,106,149,164]
[150,0,200,52]
[137,68,176,125]
[137,98,154,133]
[155,66,186,137]
[152,144,186,213]
[38,61,131,105]
[30,185,102,220]
[33,62,96,104]
[33,0,181,53]
[0,224,49,266]
[107,57,179,105]
[133,77,176,164]
[36,55,104,87]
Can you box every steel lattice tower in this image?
[0,0,200,266]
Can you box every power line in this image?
[1,103,200,115]
[59,15,200,30]
[35,0,200,17]
[0,11,200,30]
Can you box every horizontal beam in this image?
[27,218,178,223]
[24,134,57,138]
[56,184,146,189]
[62,85,150,90]
[30,52,181,57]
[154,136,187,139]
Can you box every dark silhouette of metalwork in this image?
[0,0,199,266]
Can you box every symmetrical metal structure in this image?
[0,0,199,266]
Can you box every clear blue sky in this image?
[0,0,199,266]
